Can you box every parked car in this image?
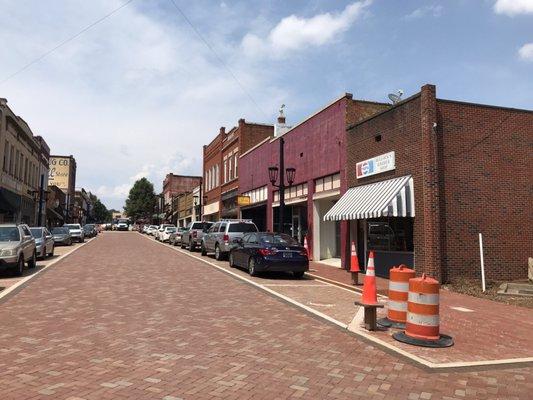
[181,221,214,251]
[229,233,308,278]
[83,224,97,238]
[64,224,85,243]
[0,224,37,276]
[160,226,176,243]
[51,227,73,246]
[155,224,175,241]
[169,227,186,246]
[30,227,55,259]
[201,220,258,260]
[145,225,158,235]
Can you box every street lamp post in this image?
[268,137,295,234]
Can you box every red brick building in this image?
[202,120,273,221]
[238,94,389,262]
[325,84,532,282]
[162,174,201,222]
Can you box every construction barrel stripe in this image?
[387,265,415,324]
[405,275,441,341]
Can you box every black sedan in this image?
[229,233,308,278]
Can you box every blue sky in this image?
[0,0,531,209]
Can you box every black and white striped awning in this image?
[324,175,415,221]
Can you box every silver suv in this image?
[201,220,258,260]
[0,224,37,276]
[181,221,213,251]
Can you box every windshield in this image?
[64,224,80,230]
[260,233,299,246]
[192,222,213,230]
[166,228,176,232]
[228,223,258,233]
[85,224,94,229]
[52,228,68,234]
[30,228,43,238]
[0,227,20,242]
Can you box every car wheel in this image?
[48,245,54,257]
[201,243,207,256]
[180,240,186,249]
[229,252,236,268]
[189,240,195,252]
[293,271,305,279]
[15,256,24,276]
[248,257,257,277]
[28,251,37,269]
[214,244,224,261]
[68,239,72,246]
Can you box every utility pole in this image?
[279,137,285,235]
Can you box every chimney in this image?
[219,127,226,135]
[0,98,7,106]
[238,118,245,127]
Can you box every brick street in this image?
[0,232,531,400]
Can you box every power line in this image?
[0,0,135,86]
[168,0,267,118]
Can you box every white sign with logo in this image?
[356,151,395,179]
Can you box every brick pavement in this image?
[0,232,531,399]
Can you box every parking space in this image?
[0,238,95,293]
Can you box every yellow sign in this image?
[237,195,251,206]
[48,157,70,190]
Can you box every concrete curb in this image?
[141,233,533,371]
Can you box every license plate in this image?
[283,252,292,258]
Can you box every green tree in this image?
[124,178,156,222]
[92,198,112,222]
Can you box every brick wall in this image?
[347,84,533,282]
[438,100,533,281]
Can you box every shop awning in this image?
[324,175,414,221]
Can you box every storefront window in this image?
[367,217,413,252]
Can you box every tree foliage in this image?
[92,198,112,222]
[124,178,156,222]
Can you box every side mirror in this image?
[233,238,243,245]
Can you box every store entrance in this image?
[357,217,415,278]
[273,203,308,245]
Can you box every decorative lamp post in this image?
[268,137,296,234]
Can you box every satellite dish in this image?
[388,90,404,104]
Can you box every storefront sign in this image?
[237,195,251,206]
[356,152,395,179]
[48,157,71,189]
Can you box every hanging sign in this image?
[356,151,395,179]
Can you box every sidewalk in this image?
[308,261,533,366]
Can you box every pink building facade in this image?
[239,94,388,267]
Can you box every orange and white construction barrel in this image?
[378,265,415,329]
[392,274,453,348]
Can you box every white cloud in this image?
[404,5,443,20]
[241,1,372,58]
[518,42,533,60]
[0,0,286,209]
[494,0,533,16]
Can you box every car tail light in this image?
[258,248,275,256]
[223,234,229,243]
[299,248,308,257]
[192,231,197,238]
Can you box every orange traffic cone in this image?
[350,242,361,285]
[362,251,378,305]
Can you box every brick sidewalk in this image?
[0,232,531,399]
[309,261,533,364]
